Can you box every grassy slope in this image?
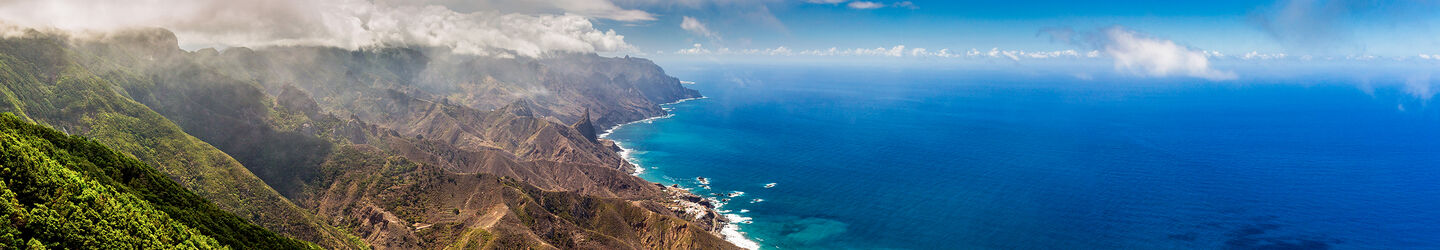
[0,113,315,249]
[0,33,364,249]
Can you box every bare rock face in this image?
[572,108,599,142]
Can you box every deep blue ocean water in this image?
[602,64,1440,249]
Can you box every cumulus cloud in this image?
[806,0,914,9]
[1241,51,1288,60]
[1097,27,1236,80]
[829,45,907,56]
[1043,26,1235,80]
[847,1,885,9]
[0,0,634,58]
[681,16,721,40]
[909,48,927,57]
[677,44,792,56]
[752,46,793,56]
[677,43,712,55]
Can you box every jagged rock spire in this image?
[572,108,599,142]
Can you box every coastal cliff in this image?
[0,27,735,249]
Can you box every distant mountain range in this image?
[0,27,733,249]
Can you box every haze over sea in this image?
[603,63,1440,249]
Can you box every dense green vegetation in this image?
[0,113,317,249]
[0,31,364,249]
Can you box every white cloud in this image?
[378,0,655,21]
[894,1,918,9]
[910,48,927,57]
[702,44,1102,61]
[1002,50,1023,60]
[1099,27,1236,80]
[537,0,656,21]
[677,44,793,56]
[1023,50,1081,59]
[0,0,633,58]
[843,45,906,56]
[677,43,712,55]
[934,48,954,57]
[681,16,720,40]
[764,46,792,56]
[847,1,884,9]
[812,1,915,10]
[800,47,840,56]
[1241,51,1287,60]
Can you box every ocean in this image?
[601,63,1440,249]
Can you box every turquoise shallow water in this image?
[603,64,1440,249]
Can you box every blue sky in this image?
[4,0,1439,75]
[591,0,1440,59]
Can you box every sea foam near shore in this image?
[599,96,707,176]
[600,95,762,249]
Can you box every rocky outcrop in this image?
[572,108,599,142]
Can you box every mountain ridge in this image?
[0,27,737,249]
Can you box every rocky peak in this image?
[572,108,599,142]
[497,99,536,117]
[102,28,181,57]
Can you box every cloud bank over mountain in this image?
[0,0,634,57]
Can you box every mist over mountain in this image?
[0,26,730,249]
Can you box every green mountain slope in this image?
[0,31,365,249]
[0,113,314,249]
